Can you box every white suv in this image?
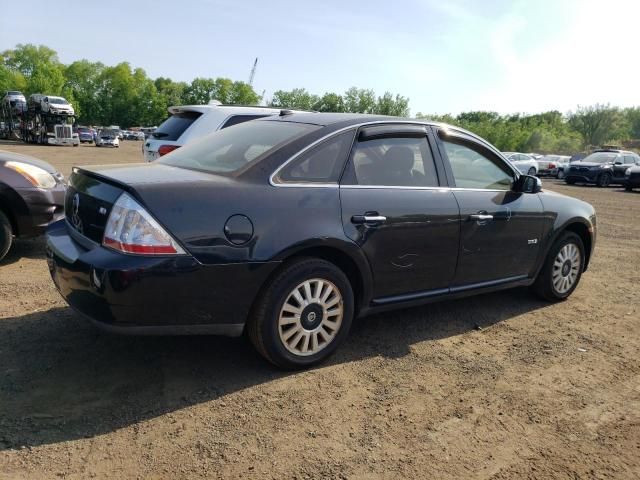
[143,103,283,162]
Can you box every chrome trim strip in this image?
[269,125,358,187]
[269,119,518,188]
[339,185,510,193]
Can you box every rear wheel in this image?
[533,232,584,302]
[527,167,536,176]
[597,172,611,187]
[247,258,354,369]
[0,210,13,262]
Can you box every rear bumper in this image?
[537,168,558,177]
[45,220,279,335]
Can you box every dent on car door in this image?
[339,125,460,301]
[436,131,545,287]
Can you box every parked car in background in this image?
[143,104,283,161]
[2,91,27,113]
[537,155,570,177]
[28,94,75,116]
[527,153,543,160]
[47,113,596,369]
[565,149,640,187]
[624,165,640,191]
[76,126,94,143]
[0,150,65,261]
[502,152,539,175]
[95,130,120,148]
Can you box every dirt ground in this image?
[0,140,638,479]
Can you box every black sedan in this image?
[46,113,597,369]
[0,150,65,261]
[565,149,640,187]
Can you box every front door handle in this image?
[469,214,493,221]
[351,214,387,225]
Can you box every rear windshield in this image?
[152,112,202,141]
[159,120,317,174]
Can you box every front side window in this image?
[345,137,439,187]
[275,130,354,184]
[440,137,514,190]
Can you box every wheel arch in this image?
[268,240,373,315]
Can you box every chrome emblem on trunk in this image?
[71,193,83,232]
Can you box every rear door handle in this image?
[469,214,493,221]
[351,214,387,225]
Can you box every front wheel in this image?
[625,185,633,192]
[532,232,584,302]
[557,170,565,179]
[527,167,536,176]
[0,210,13,262]
[247,258,354,369]
[597,172,611,187]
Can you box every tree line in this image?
[2,44,639,154]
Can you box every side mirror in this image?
[513,174,542,193]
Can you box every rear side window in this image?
[220,114,271,129]
[274,131,354,184]
[152,112,202,141]
[159,120,317,174]
[344,137,439,187]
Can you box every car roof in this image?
[254,112,505,158]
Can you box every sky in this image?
[2,0,639,116]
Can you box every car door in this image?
[614,155,637,180]
[434,129,545,287]
[339,124,460,300]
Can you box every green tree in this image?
[270,88,319,110]
[374,92,409,116]
[568,104,627,147]
[343,87,376,113]
[64,60,105,124]
[1,44,65,95]
[313,92,345,112]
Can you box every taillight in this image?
[549,163,556,168]
[102,193,185,255]
[157,144,180,156]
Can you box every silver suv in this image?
[143,102,283,162]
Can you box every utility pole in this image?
[248,57,258,86]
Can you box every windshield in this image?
[582,152,619,164]
[49,97,68,104]
[159,120,317,174]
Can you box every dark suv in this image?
[565,149,640,187]
[0,150,66,260]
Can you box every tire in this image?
[625,185,633,192]
[0,210,13,262]
[527,167,536,176]
[557,170,565,179]
[532,232,585,302]
[597,172,611,187]
[565,178,576,185]
[247,258,354,369]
